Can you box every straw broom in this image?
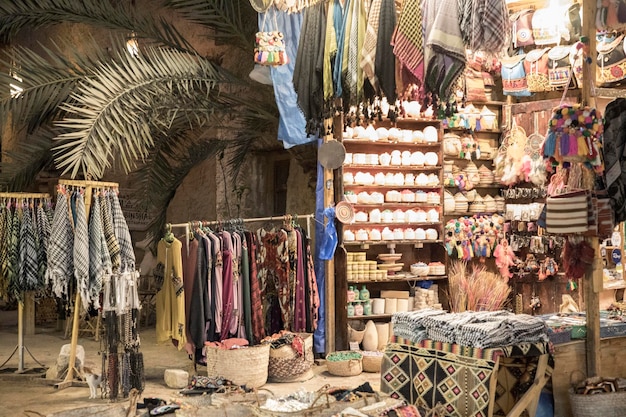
[447,260,511,312]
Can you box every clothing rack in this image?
[167,213,316,238]
[54,179,119,390]
[0,193,51,374]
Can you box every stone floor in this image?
[0,309,381,416]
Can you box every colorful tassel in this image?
[543,132,556,157]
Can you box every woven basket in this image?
[361,352,383,373]
[206,343,270,388]
[268,333,314,383]
[569,388,626,417]
[326,351,362,377]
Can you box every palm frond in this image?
[0,130,56,191]
[165,0,256,51]
[52,46,238,179]
[0,37,112,133]
[0,0,196,52]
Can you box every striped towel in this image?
[47,189,74,299]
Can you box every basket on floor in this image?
[361,351,383,373]
[326,351,362,377]
[569,388,626,417]
[268,333,314,383]
[206,343,270,388]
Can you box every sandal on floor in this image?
[150,404,180,416]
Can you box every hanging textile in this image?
[313,138,326,354]
[73,191,90,311]
[293,1,327,129]
[47,187,74,299]
[423,0,467,101]
[110,190,135,272]
[375,0,397,102]
[361,0,383,91]
[392,0,425,87]
[458,0,508,53]
[88,193,105,308]
[344,0,366,104]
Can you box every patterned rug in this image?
[381,337,552,417]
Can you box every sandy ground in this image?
[0,310,381,417]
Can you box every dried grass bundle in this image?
[447,261,511,312]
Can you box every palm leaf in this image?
[0,130,56,191]
[52,46,238,179]
[165,0,256,51]
[0,0,196,52]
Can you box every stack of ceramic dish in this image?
[377,253,403,276]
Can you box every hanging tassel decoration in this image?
[543,132,556,157]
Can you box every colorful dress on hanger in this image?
[155,237,187,349]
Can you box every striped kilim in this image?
[100,192,120,273]
[73,192,90,311]
[6,204,20,298]
[109,191,135,272]
[88,193,104,309]
[47,189,74,299]
[18,203,40,296]
[36,203,51,282]
[360,0,382,90]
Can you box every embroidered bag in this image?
[548,45,575,89]
[464,68,487,102]
[596,32,626,86]
[524,48,551,92]
[501,53,531,96]
[510,9,535,48]
[254,8,288,66]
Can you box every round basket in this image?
[361,352,383,373]
[569,388,626,417]
[268,333,314,383]
[326,351,362,377]
[206,343,270,388]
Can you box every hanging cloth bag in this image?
[510,9,535,48]
[548,45,576,89]
[254,8,288,66]
[524,47,551,92]
[596,32,626,86]
[501,53,531,96]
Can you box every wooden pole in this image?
[323,115,336,355]
[581,0,601,378]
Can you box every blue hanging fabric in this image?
[259,8,311,149]
[313,138,326,353]
[319,206,338,261]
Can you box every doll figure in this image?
[494,238,517,281]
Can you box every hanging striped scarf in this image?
[36,202,51,282]
[345,0,366,104]
[361,0,382,90]
[100,192,120,273]
[0,204,7,298]
[73,191,90,311]
[17,202,40,297]
[109,191,135,272]
[392,0,424,79]
[7,204,20,298]
[88,193,104,309]
[46,189,74,299]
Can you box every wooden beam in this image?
[585,239,602,377]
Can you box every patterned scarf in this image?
[332,0,350,98]
[392,0,424,79]
[100,192,120,273]
[7,204,20,298]
[0,204,7,298]
[36,202,51,282]
[361,0,382,90]
[73,191,90,311]
[47,189,74,299]
[375,0,398,102]
[88,193,104,309]
[109,191,135,272]
[17,202,39,296]
[345,0,366,104]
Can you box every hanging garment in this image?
[304,229,320,332]
[191,232,210,352]
[73,191,91,311]
[208,233,223,338]
[259,8,310,149]
[293,229,307,332]
[602,98,626,223]
[36,203,51,283]
[155,237,187,349]
[392,0,424,84]
[458,0,509,53]
[246,231,265,343]
[313,140,326,353]
[220,231,234,340]
[47,189,74,299]
[109,191,135,272]
[232,232,246,338]
[100,193,121,273]
[344,0,366,105]
[293,1,326,126]
[88,193,105,309]
[423,0,467,101]
[258,228,291,332]
[6,204,19,298]
[375,0,397,102]
[0,204,7,298]
[182,234,199,354]
[361,0,383,91]
[241,236,253,343]
[17,202,39,297]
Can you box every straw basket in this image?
[268,333,314,383]
[361,352,383,373]
[206,343,270,388]
[326,351,362,377]
[569,388,626,417]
